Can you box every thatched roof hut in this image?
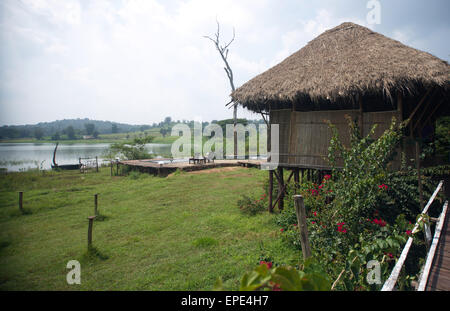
[232,22,449,112]
[233,22,449,212]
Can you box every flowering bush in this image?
[237,193,267,215]
[272,117,437,290]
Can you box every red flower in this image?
[324,174,331,180]
[372,218,387,227]
[280,228,284,232]
[313,211,317,217]
[406,230,412,236]
[293,223,297,227]
[260,261,273,269]
[311,221,316,224]
[337,222,348,233]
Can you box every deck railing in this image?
[381,180,446,291]
[79,156,99,173]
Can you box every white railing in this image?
[417,200,448,291]
[381,180,445,291]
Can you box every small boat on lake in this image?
[51,142,81,170]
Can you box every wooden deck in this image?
[426,204,450,291]
[117,159,265,176]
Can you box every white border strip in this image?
[417,200,448,291]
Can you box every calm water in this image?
[0,143,172,172]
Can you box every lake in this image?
[0,143,172,172]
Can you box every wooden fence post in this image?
[87,216,95,248]
[294,195,312,260]
[96,156,99,172]
[18,191,24,214]
[94,194,99,216]
[110,160,113,176]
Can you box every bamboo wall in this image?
[270,109,402,169]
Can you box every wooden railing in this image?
[381,180,445,291]
[79,156,99,173]
[417,200,448,290]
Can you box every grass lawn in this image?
[0,166,299,290]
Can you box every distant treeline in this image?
[0,117,265,140]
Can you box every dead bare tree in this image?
[204,20,238,159]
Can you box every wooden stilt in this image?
[272,170,294,210]
[268,170,273,213]
[277,167,284,210]
[294,168,300,190]
[358,94,364,137]
[416,141,424,211]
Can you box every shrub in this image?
[237,194,267,216]
[271,117,437,290]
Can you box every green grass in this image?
[0,167,299,290]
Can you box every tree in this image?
[160,128,169,138]
[51,132,60,141]
[107,136,155,160]
[66,126,76,140]
[34,127,44,140]
[204,20,237,158]
[93,130,99,138]
[112,123,119,134]
[164,117,172,125]
[84,123,95,135]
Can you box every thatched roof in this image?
[232,22,450,112]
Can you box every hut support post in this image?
[277,167,284,210]
[416,141,424,211]
[294,168,300,190]
[268,170,274,213]
[398,92,405,154]
[294,195,312,260]
[358,94,364,137]
[272,170,294,211]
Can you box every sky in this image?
[0,0,449,126]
